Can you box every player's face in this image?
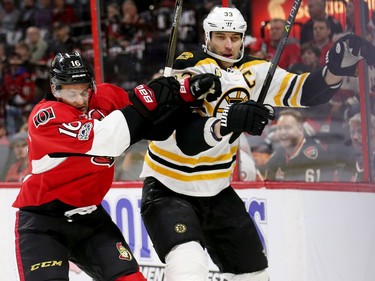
[209,31,242,68]
[313,22,331,42]
[59,83,92,113]
[349,120,362,153]
[276,115,304,150]
[270,21,284,41]
[13,141,28,160]
[301,49,319,66]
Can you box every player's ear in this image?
[91,81,97,93]
[50,83,56,94]
[50,83,61,98]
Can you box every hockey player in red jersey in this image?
[12,51,221,281]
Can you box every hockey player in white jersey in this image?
[140,6,375,281]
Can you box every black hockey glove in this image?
[129,75,221,122]
[326,34,375,77]
[220,100,275,136]
[179,73,221,102]
[128,76,180,119]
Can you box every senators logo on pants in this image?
[116,242,133,261]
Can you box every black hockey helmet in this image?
[50,51,94,91]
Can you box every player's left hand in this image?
[326,34,375,76]
[179,73,221,102]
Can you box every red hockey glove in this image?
[128,84,160,118]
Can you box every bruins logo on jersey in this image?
[176,52,194,60]
[213,87,250,117]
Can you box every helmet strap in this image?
[203,43,244,64]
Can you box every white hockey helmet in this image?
[203,7,247,63]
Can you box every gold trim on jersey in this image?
[144,153,234,181]
[291,73,309,106]
[240,59,268,69]
[273,72,309,106]
[196,58,219,67]
[149,142,238,165]
[274,72,295,105]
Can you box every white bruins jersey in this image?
[140,50,330,196]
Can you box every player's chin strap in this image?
[203,44,244,64]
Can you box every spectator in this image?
[300,0,343,45]
[48,21,78,55]
[338,0,373,45]
[5,131,30,182]
[0,121,10,180]
[345,0,356,34]
[0,0,21,32]
[288,42,321,74]
[178,6,199,47]
[120,0,147,49]
[25,26,49,63]
[33,0,53,33]
[263,109,335,181]
[69,0,90,22]
[0,42,7,121]
[3,41,35,134]
[17,0,38,34]
[51,0,77,25]
[312,19,333,66]
[344,0,369,35]
[0,0,21,46]
[342,113,375,182]
[13,40,33,65]
[249,18,301,69]
[104,2,123,50]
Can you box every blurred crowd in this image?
[0,0,374,183]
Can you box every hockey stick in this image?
[164,0,184,77]
[257,0,302,104]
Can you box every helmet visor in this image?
[56,84,93,103]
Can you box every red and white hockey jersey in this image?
[13,83,134,208]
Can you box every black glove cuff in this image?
[128,90,150,118]
[119,106,146,145]
[322,66,343,89]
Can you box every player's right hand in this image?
[220,100,275,136]
[129,75,222,122]
[128,76,180,119]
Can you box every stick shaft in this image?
[257,0,302,104]
[164,0,184,77]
